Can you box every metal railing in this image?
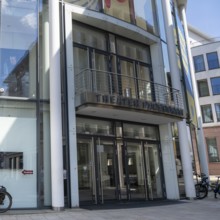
[75,68,184,111]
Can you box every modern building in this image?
[188,26,220,176]
[0,0,207,210]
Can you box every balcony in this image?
[75,69,184,124]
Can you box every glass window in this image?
[215,103,220,122]
[116,38,151,63]
[76,118,114,136]
[193,55,205,72]
[103,0,133,23]
[65,0,102,11]
[201,105,213,123]
[211,77,220,95]
[133,0,158,35]
[73,23,107,50]
[206,52,219,70]
[123,123,159,140]
[197,79,209,97]
[0,0,37,98]
[206,138,219,162]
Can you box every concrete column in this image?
[42,3,51,206]
[49,0,64,210]
[162,0,195,198]
[179,6,209,177]
[159,124,179,199]
[64,5,79,207]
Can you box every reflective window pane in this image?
[193,55,205,72]
[206,52,219,70]
[211,77,220,95]
[64,0,102,11]
[215,103,220,122]
[206,138,220,162]
[197,79,209,97]
[134,0,157,35]
[0,0,37,98]
[104,0,133,23]
[201,105,213,123]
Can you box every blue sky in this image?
[186,0,220,38]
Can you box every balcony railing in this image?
[75,69,184,117]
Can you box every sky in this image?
[186,0,220,39]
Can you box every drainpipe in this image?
[49,0,64,210]
[179,5,209,177]
[162,0,196,198]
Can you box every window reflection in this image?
[0,152,23,169]
[0,0,37,98]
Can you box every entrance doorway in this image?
[77,137,163,205]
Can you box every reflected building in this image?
[0,0,207,210]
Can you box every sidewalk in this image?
[1,194,220,220]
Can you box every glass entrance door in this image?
[77,137,118,205]
[77,138,96,204]
[143,143,163,199]
[95,138,118,204]
[118,141,147,201]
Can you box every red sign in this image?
[22,170,33,175]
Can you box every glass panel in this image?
[207,52,219,70]
[73,23,107,50]
[126,142,146,200]
[120,60,136,98]
[96,139,117,202]
[201,105,213,123]
[74,47,90,94]
[65,0,102,11]
[133,0,157,35]
[39,0,50,100]
[103,0,133,23]
[206,138,220,162]
[77,138,96,204]
[137,65,152,101]
[93,53,109,94]
[211,77,220,95]
[144,143,162,199]
[215,103,220,122]
[76,118,114,136]
[0,100,37,208]
[193,55,205,72]
[117,39,151,63]
[197,79,209,97]
[123,123,159,140]
[0,0,37,98]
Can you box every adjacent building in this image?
[0,0,207,210]
[189,25,220,175]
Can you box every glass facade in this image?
[65,0,158,35]
[0,0,199,209]
[0,0,39,208]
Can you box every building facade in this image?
[0,0,205,210]
[189,26,220,175]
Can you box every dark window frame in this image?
[215,103,220,122]
[206,52,220,70]
[211,77,220,95]
[197,79,209,97]
[206,137,220,162]
[193,54,205,72]
[201,104,214,123]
